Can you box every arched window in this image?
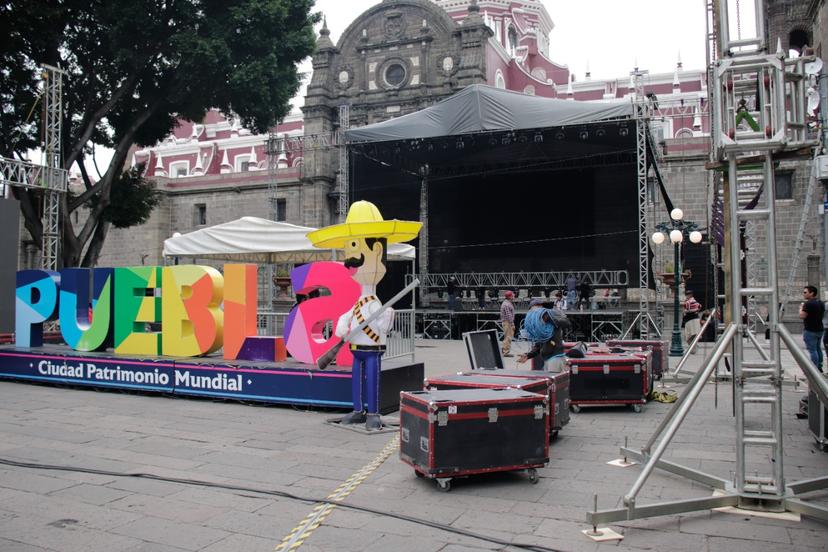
[235,154,253,172]
[169,160,189,178]
[507,26,518,56]
[495,70,506,89]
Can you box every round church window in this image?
[384,63,406,87]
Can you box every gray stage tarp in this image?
[345,84,635,143]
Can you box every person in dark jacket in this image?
[517,298,571,372]
[800,285,824,372]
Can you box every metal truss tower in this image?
[41,65,66,271]
[0,65,67,271]
[266,128,282,221]
[632,68,658,338]
[588,0,828,528]
[264,127,283,331]
[337,104,350,223]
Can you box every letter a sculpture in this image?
[307,201,422,430]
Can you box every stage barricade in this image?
[257,309,414,361]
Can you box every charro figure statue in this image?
[307,201,421,430]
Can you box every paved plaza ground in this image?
[0,337,826,551]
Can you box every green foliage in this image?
[1,0,320,265]
[97,165,160,229]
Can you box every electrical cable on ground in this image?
[0,457,563,552]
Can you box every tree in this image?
[1,0,320,267]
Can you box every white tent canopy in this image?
[162,217,416,263]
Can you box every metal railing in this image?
[258,312,290,337]
[256,309,415,362]
[385,309,415,361]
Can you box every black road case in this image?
[399,388,549,491]
[606,339,668,380]
[566,354,650,412]
[424,373,549,396]
[463,369,570,433]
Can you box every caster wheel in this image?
[414,470,424,478]
[527,468,539,484]
[436,478,451,492]
[632,404,642,413]
[571,405,581,413]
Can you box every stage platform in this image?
[0,345,424,414]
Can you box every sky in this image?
[292,0,722,112]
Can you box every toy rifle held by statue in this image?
[316,278,420,370]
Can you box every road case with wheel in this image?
[461,369,570,433]
[424,372,549,396]
[606,339,668,380]
[566,354,650,412]
[399,388,549,491]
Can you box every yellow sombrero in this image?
[307,200,422,249]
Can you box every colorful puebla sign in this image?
[14,263,358,365]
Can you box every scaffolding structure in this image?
[588,0,828,528]
[0,65,67,271]
[632,69,656,338]
[408,270,629,291]
[264,128,283,332]
[337,104,350,223]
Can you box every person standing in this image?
[564,274,578,310]
[553,291,567,311]
[446,277,458,311]
[823,300,828,364]
[800,285,825,372]
[682,290,702,352]
[578,279,593,311]
[500,290,515,357]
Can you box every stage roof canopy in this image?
[163,217,415,264]
[345,84,636,143]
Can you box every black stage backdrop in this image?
[349,123,642,299]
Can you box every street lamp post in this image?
[652,208,702,357]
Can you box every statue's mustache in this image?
[344,254,365,269]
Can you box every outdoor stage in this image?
[346,85,648,301]
[0,345,423,414]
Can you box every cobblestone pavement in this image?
[0,338,826,551]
